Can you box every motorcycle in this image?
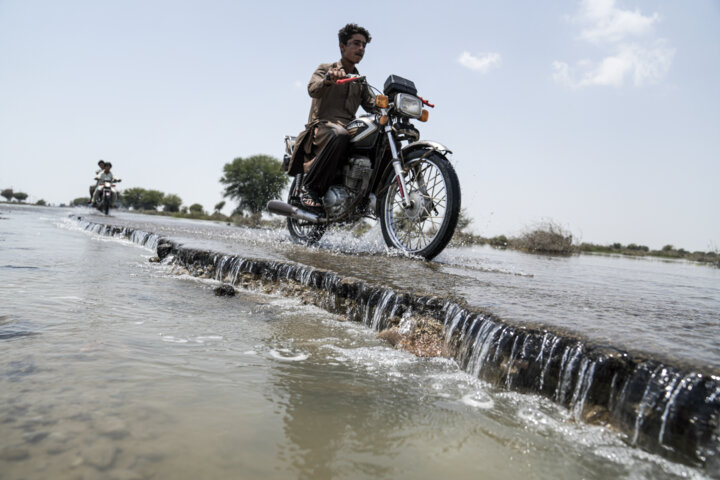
[268,74,460,260]
[93,178,121,215]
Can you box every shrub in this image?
[489,235,508,247]
[512,221,573,255]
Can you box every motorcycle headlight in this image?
[395,93,423,118]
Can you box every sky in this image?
[1,0,718,252]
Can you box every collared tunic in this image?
[306,60,376,124]
[287,60,375,176]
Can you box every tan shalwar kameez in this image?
[287,60,375,193]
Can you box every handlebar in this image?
[419,96,435,108]
[327,73,436,108]
[326,72,366,85]
[336,75,365,85]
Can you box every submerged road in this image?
[78,209,720,371]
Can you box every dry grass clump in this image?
[511,221,574,255]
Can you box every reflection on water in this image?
[0,205,714,479]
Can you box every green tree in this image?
[189,203,205,214]
[1,188,13,201]
[214,200,226,212]
[13,192,28,202]
[139,189,164,210]
[220,155,289,215]
[121,187,145,209]
[72,197,91,206]
[162,194,183,212]
[35,199,47,206]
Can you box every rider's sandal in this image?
[300,189,323,211]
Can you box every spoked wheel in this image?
[286,177,326,245]
[378,150,461,260]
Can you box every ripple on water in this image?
[461,391,495,409]
[269,348,309,362]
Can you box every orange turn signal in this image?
[379,115,389,126]
[376,94,389,109]
[419,109,429,122]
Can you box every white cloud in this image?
[458,52,501,74]
[576,0,659,44]
[555,0,672,88]
[553,43,675,88]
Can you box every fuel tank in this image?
[346,115,380,149]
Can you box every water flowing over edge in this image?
[75,217,720,471]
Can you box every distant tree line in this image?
[2,187,45,205]
[69,188,203,214]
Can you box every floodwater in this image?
[1,204,718,479]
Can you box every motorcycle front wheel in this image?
[378,150,460,260]
[286,177,326,245]
[102,195,110,215]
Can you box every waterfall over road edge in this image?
[76,216,720,471]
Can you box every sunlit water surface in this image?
[0,205,715,479]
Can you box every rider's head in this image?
[104,162,112,171]
[338,24,370,66]
[98,160,105,168]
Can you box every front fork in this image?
[385,125,412,208]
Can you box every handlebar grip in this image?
[336,77,358,85]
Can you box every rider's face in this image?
[340,33,367,65]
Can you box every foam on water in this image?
[461,391,495,409]
[269,348,310,362]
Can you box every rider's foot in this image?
[300,188,323,211]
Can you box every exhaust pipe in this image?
[267,200,322,223]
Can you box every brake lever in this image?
[419,96,435,108]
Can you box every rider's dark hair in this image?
[105,162,112,168]
[98,160,105,166]
[338,23,371,45]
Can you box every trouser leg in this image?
[303,123,350,194]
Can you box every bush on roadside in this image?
[511,221,573,255]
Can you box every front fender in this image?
[401,140,452,159]
[374,140,453,205]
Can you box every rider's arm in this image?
[308,64,331,98]
[360,83,376,114]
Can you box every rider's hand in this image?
[324,67,346,85]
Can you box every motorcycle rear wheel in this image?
[286,178,326,245]
[378,150,460,260]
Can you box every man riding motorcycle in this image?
[286,23,376,211]
[91,162,120,207]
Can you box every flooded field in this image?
[1,205,718,479]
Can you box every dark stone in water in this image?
[214,284,235,297]
[156,242,174,260]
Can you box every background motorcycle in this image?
[268,74,460,260]
[94,178,121,215]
